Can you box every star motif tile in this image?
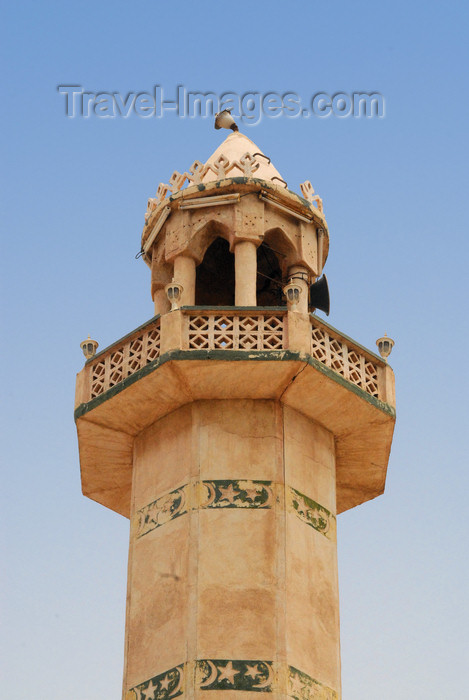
[244,662,260,680]
[243,487,260,502]
[141,680,157,700]
[217,661,239,684]
[159,674,171,691]
[218,484,239,504]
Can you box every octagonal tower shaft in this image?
[123,400,340,699]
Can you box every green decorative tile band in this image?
[127,662,337,698]
[288,666,338,700]
[136,485,189,538]
[196,659,274,692]
[127,663,184,699]
[199,480,274,509]
[135,480,334,540]
[287,487,336,540]
[135,480,274,538]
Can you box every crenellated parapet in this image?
[145,156,323,223]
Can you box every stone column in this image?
[234,240,257,306]
[173,255,196,307]
[122,399,340,700]
[288,265,309,314]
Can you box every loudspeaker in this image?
[309,275,330,315]
[214,109,239,131]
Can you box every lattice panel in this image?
[311,322,379,398]
[261,315,284,349]
[90,360,106,398]
[188,313,285,351]
[364,360,379,396]
[146,328,161,361]
[310,327,328,363]
[89,321,161,399]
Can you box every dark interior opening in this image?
[195,237,235,306]
[256,242,285,307]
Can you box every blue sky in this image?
[1,1,468,698]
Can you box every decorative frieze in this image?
[128,663,184,700]
[134,480,334,540]
[199,479,274,509]
[136,485,189,538]
[196,659,274,692]
[288,666,338,700]
[127,662,337,698]
[287,487,336,540]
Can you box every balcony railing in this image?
[311,323,379,398]
[89,317,161,400]
[79,307,392,406]
[186,309,286,351]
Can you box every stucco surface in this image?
[123,399,340,698]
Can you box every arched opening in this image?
[256,242,285,307]
[195,237,235,306]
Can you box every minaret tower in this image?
[75,131,396,700]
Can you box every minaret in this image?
[75,131,396,700]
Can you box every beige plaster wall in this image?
[123,400,340,699]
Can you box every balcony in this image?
[75,308,395,517]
